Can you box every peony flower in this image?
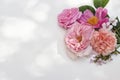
[91,28,117,56]
[58,8,82,29]
[78,7,109,28]
[65,22,94,57]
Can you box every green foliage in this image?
[94,54,111,63]
[93,0,109,8]
[79,5,95,14]
[94,50,120,63]
[112,17,120,44]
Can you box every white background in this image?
[0,0,120,80]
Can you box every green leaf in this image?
[116,34,120,44]
[112,17,120,44]
[94,54,111,63]
[79,5,95,14]
[93,0,109,8]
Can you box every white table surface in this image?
[0,0,120,80]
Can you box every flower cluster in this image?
[57,0,120,64]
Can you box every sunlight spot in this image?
[26,0,39,8]
[27,64,45,77]
[35,25,54,39]
[0,72,8,80]
[34,42,66,69]
[1,17,37,42]
[0,40,19,62]
[0,78,8,80]
[66,0,92,7]
[26,2,50,13]
[66,0,81,6]
[35,54,53,68]
[92,69,108,80]
[27,42,66,76]
[25,3,50,22]
[74,78,80,80]
[0,58,6,63]
[32,11,48,22]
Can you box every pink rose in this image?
[65,22,94,56]
[78,7,109,28]
[58,8,82,29]
[91,28,117,56]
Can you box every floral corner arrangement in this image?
[57,0,120,65]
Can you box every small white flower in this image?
[109,18,118,26]
[102,22,113,31]
[112,19,118,26]
[109,18,114,22]
[102,23,107,29]
[108,25,113,31]
[106,22,110,26]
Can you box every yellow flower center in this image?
[76,36,82,42]
[87,16,99,25]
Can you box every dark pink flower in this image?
[58,8,82,29]
[78,7,109,28]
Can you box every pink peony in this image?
[78,7,109,28]
[65,22,94,56]
[58,8,82,29]
[91,28,117,56]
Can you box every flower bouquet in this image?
[57,0,120,64]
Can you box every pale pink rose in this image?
[78,7,109,28]
[91,28,117,56]
[65,22,94,56]
[58,8,82,29]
